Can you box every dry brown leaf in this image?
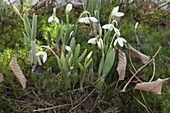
[135,78,169,94]
[0,73,4,83]
[9,57,27,89]
[117,49,127,81]
[126,43,150,64]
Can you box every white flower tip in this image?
[48,16,53,23]
[66,3,73,12]
[97,38,104,49]
[87,38,96,45]
[87,51,93,59]
[36,51,47,63]
[65,46,72,52]
[135,22,139,29]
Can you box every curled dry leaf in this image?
[117,49,127,81]
[126,43,150,64]
[0,73,4,83]
[9,57,27,89]
[135,78,169,94]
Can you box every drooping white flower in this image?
[113,27,120,36]
[48,15,59,23]
[111,6,124,17]
[87,38,97,45]
[102,24,114,30]
[89,17,98,22]
[114,37,127,47]
[65,46,72,52]
[79,17,98,24]
[66,3,73,12]
[36,51,47,63]
[97,38,104,49]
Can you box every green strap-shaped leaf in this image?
[84,58,92,70]
[70,37,75,51]
[23,15,31,38]
[23,32,30,50]
[73,44,80,68]
[98,57,104,78]
[31,40,38,65]
[31,14,37,41]
[102,48,115,76]
[78,49,87,63]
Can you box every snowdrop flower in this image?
[111,6,124,17]
[114,37,127,47]
[102,24,114,30]
[36,51,47,63]
[48,15,59,23]
[79,17,98,24]
[97,38,104,49]
[87,38,97,45]
[113,27,120,36]
[102,24,120,36]
[65,46,72,52]
[66,3,73,13]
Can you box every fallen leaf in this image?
[126,43,150,64]
[117,49,127,81]
[0,73,4,83]
[9,57,27,89]
[135,78,169,94]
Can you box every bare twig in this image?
[69,88,95,112]
[140,90,154,113]
[134,97,150,113]
[32,90,40,101]
[121,47,161,92]
[149,59,155,82]
[33,104,71,112]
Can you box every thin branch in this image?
[140,90,154,113]
[134,97,150,113]
[121,47,161,92]
[69,88,95,112]
[149,59,155,82]
[33,104,71,112]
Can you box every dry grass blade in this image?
[9,57,27,89]
[126,43,150,64]
[117,49,127,81]
[0,73,4,83]
[135,78,169,94]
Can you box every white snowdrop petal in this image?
[114,6,119,14]
[79,17,90,23]
[89,17,98,22]
[36,51,47,63]
[54,17,59,23]
[48,16,53,23]
[114,39,118,46]
[97,38,104,49]
[114,12,124,17]
[119,37,127,43]
[113,27,120,36]
[65,46,72,52]
[87,38,96,45]
[102,24,114,30]
[118,39,124,47]
[66,3,73,12]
